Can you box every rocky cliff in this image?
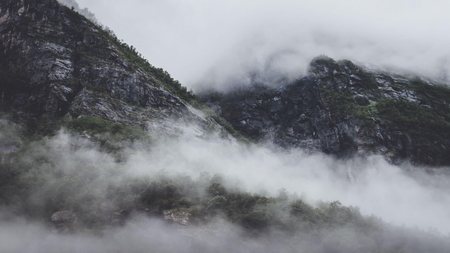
[201,56,450,166]
[0,0,220,137]
[1,2,450,251]
[2,0,450,166]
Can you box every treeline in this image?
[0,119,449,252]
[61,5,196,102]
[97,23,196,102]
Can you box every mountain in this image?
[2,0,450,167]
[1,1,450,252]
[201,56,450,166]
[0,0,233,140]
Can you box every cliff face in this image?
[0,0,208,134]
[2,0,450,166]
[202,57,450,166]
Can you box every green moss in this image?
[358,72,380,90]
[61,5,88,21]
[311,55,336,67]
[322,89,376,129]
[61,4,196,102]
[323,82,450,139]
[94,24,196,102]
[321,76,450,165]
[65,116,118,134]
[409,78,450,118]
[190,99,253,143]
[375,99,450,138]
[22,116,152,160]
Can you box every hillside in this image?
[2,0,450,166]
[1,1,450,252]
[0,0,239,141]
[201,56,450,166]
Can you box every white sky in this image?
[75,0,450,91]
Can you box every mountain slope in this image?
[0,0,223,138]
[2,0,449,167]
[201,56,450,166]
[1,1,450,252]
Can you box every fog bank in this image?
[127,135,450,234]
[73,0,450,91]
[3,130,450,234]
[1,127,450,252]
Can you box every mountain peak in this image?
[2,0,450,166]
[1,0,212,134]
[201,56,450,166]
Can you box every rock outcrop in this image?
[0,0,218,136]
[50,210,77,232]
[202,57,450,166]
[164,209,191,226]
[2,0,450,166]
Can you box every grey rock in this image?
[50,210,78,233]
[164,210,191,226]
[202,57,450,166]
[0,0,223,138]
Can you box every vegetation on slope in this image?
[0,123,448,252]
[314,57,450,133]
[1,4,246,143]
[313,56,450,165]
[1,3,450,251]
[60,6,196,102]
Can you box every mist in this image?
[123,134,450,234]
[71,0,450,91]
[0,217,250,253]
[3,1,450,251]
[1,123,450,252]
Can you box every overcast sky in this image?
[74,0,450,91]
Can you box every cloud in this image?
[124,135,450,234]
[13,128,448,234]
[1,124,450,251]
[73,0,450,91]
[2,126,450,234]
[5,1,450,251]
[0,217,251,253]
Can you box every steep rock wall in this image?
[202,57,450,166]
[0,0,201,131]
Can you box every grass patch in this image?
[22,116,152,161]
[375,99,450,138]
[322,89,376,129]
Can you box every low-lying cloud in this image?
[0,217,248,253]
[4,129,450,233]
[73,0,450,91]
[4,1,450,251]
[127,135,450,234]
[1,125,450,251]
